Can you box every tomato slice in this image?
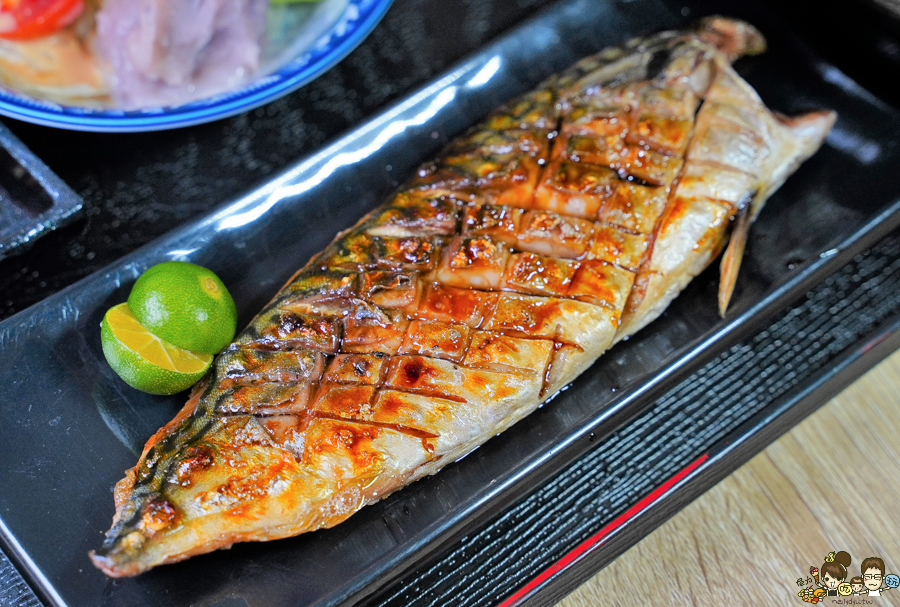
[0,0,85,40]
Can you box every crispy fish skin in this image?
[90,17,835,577]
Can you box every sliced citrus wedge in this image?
[101,303,213,395]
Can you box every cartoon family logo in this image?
[796,551,900,603]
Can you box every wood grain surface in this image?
[557,348,900,606]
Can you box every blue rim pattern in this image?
[0,0,393,132]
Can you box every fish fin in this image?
[756,110,837,219]
[697,16,767,61]
[776,110,838,143]
[719,110,836,316]
[718,199,753,317]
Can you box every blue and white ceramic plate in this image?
[0,0,393,133]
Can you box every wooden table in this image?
[557,347,900,605]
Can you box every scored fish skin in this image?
[90,17,835,577]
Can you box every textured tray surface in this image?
[0,548,41,607]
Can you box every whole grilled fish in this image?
[91,17,835,576]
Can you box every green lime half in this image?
[101,303,213,395]
[127,261,237,355]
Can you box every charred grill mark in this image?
[360,271,418,309]
[138,496,180,535]
[322,233,443,272]
[399,319,473,363]
[216,349,325,390]
[540,340,562,398]
[414,282,499,328]
[253,312,342,354]
[324,353,388,386]
[311,383,377,420]
[567,259,634,311]
[503,252,577,296]
[543,341,583,395]
[379,356,471,403]
[365,192,462,238]
[218,383,311,417]
[463,362,538,378]
[382,385,466,404]
[235,340,281,352]
[282,313,317,334]
[341,313,408,355]
[453,236,503,268]
[596,220,643,236]
[311,411,439,441]
[617,173,656,189]
[171,445,216,487]
[401,358,425,384]
[646,47,673,81]
[587,223,649,274]
[217,410,270,418]
[463,331,552,377]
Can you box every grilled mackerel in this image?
[91,17,835,576]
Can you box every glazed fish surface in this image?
[91,17,835,576]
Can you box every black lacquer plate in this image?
[1,1,899,606]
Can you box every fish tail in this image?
[718,109,836,315]
[696,16,767,61]
[755,109,837,221]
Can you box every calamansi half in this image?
[101,303,213,395]
[127,261,237,355]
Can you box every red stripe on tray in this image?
[497,453,709,607]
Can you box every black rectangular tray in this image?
[1,0,900,605]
